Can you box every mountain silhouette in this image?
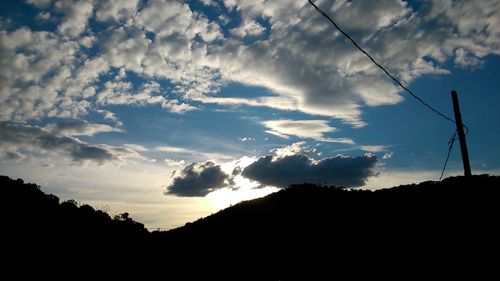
[2,174,499,278]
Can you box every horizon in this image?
[1,0,499,229]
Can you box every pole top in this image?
[451,90,457,95]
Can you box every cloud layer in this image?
[1,0,498,127]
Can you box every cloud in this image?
[200,0,217,7]
[95,0,139,23]
[270,141,316,157]
[264,130,289,139]
[163,158,186,167]
[0,151,28,163]
[239,137,254,142]
[164,158,187,167]
[242,153,378,188]
[0,27,81,121]
[200,0,499,126]
[124,144,148,152]
[96,109,123,127]
[262,119,353,144]
[0,121,142,164]
[454,48,483,68]
[69,145,113,163]
[156,146,191,154]
[57,0,94,38]
[0,121,113,164]
[231,19,266,38]
[360,145,386,153]
[96,80,197,113]
[166,161,232,197]
[26,0,53,8]
[382,152,394,160]
[37,11,51,20]
[45,119,122,136]
[2,0,500,130]
[155,145,235,163]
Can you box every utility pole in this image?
[451,90,472,177]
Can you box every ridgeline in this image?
[2,175,499,278]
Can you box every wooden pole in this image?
[451,90,472,177]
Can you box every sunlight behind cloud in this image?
[207,177,278,210]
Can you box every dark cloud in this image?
[0,121,114,164]
[69,145,114,163]
[242,154,378,188]
[0,151,27,162]
[166,161,231,197]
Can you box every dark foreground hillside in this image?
[2,175,499,278]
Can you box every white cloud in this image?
[79,35,96,48]
[0,27,81,121]
[271,141,315,158]
[137,0,222,43]
[321,137,355,145]
[382,152,393,160]
[164,158,187,167]
[156,145,236,164]
[262,119,352,144]
[263,119,335,140]
[45,120,122,136]
[124,144,149,152]
[96,80,197,114]
[156,146,191,154]
[454,48,483,68]
[95,0,139,23]
[56,0,94,38]
[360,145,386,153]
[96,109,123,127]
[26,0,53,8]
[231,19,266,37]
[200,0,218,7]
[218,14,230,25]
[37,11,51,20]
[100,26,150,73]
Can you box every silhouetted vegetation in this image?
[2,175,499,278]
[1,175,149,276]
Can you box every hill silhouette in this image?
[2,174,499,278]
[1,175,149,276]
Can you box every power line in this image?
[307,0,456,124]
[439,131,457,181]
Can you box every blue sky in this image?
[1,0,499,229]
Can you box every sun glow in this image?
[206,175,279,210]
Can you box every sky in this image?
[1,0,499,230]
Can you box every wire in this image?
[439,131,457,181]
[307,0,456,124]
